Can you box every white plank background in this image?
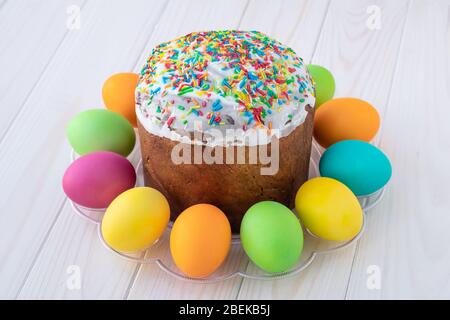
[0,0,449,299]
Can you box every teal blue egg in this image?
[319,140,392,196]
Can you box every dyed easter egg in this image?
[307,64,335,107]
[240,201,303,274]
[313,98,380,148]
[62,151,136,209]
[320,140,392,196]
[102,73,139,127]
[67,109,135,157]
[295,177,363,241]
[102,187,170,253]
[170,204,231,279]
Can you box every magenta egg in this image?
[63,151,136,209]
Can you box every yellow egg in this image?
[295,177,363,241]
[101,187,170,252]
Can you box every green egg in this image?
[240,201,303,274]
[307,64,335,107]
[67,109,136,157]
[319,140,392,196]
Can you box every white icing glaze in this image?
[136,30,315,146]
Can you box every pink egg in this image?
[63,151,136,209]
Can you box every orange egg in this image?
[170,204,231,279]
[102,73,139,127]
[313,97,380,148]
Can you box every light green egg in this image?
[67,109,135,157]
[307,64,335,107]
[319,140,392,196]
[240,201,304,274]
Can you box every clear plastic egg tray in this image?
[69,139,385,283]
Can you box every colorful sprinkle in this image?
[137,30,315,132]
[212,99,223,112]
[167,116,175,127]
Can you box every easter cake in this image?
[136,30,315,232]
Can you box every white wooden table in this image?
[0,0,449,300]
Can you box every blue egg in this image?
[319,140,392,196]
